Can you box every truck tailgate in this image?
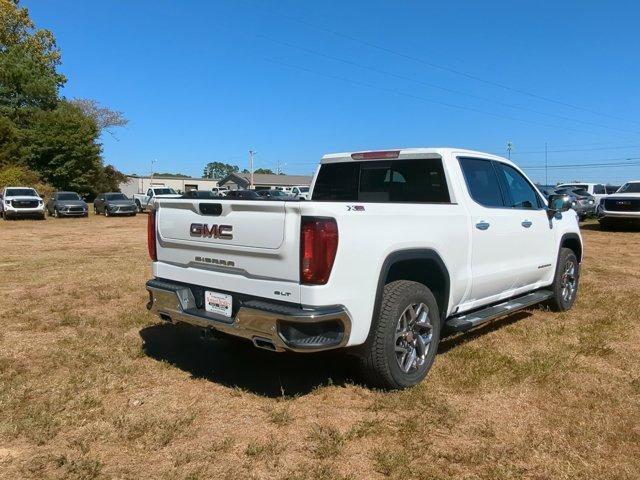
[154,199,301,288]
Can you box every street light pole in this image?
[249,150,256,189]
[545,143,548,185]
[507,141,513,160]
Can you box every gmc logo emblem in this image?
[617,201,631,205]
[190,223,233,239]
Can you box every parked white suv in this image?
[145,148,582,389]
[1,186,45,220]
[597,180,640,230]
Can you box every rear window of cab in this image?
[312,159,450,203]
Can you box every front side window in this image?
[312,159,450,203]
[494,163,542,209]
[458,158,504,207]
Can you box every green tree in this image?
[203,162,239,179]
[92,164,129,194]
[25,101,102,193]
[0,0,128,195]
[254,168,274,174]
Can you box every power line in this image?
[511,144,640,155]
[263,56,616,137]
[243,1,640,127]
[249,34,640,136]
[521,157,640,169]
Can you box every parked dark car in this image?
[94,192,137,216]
[181,190,218,199]
[552,187,597,220]
[256,189,296,200]
[224,190,262,200]
[47,191,88,218]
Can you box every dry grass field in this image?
[0,214,638,480]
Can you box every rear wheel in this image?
[53,208,59,218]
[135,200,142,213]
[546,248,580,312]
[358,280,441,389]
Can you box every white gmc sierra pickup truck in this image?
[146,148,582,389]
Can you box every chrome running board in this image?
[445,289,553,332]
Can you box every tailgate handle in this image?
[199,203,222,216]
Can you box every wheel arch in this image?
[374,249,451,324]
[560,233,583,263]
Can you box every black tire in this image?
[135,200,143,213]
[53,208,59,218]
[358,280,441,389]
[94,206,99,215]
[546,248,580,312]
[104,208,110,217]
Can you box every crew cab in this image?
[145,148,583,389]
[597,180,640,230]
[132,187,182,213]
[1,186,45,220]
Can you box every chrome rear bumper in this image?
[146,279,351,352]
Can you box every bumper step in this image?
[445,289,553,332]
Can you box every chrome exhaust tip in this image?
[252,337,277,351]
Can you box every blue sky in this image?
[25,0,640,184]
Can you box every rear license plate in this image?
[204,290,232,317]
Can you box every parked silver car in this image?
[47,191,88,218]
[94,192,137,216]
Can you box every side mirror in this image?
[547,194,572,218]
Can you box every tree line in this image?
[202,162,282,179]
[0,0,127,197]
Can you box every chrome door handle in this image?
[521,220,533,228]
[475,221,490,230]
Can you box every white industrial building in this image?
[119,173,313,197]
[119,176,220,198]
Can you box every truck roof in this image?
[321,147,513,165]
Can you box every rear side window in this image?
[312,159,450,203]
[459,157,504,207]
[594,184,606,194]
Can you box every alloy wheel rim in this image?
[394,302,433,373]
[561,260,577,302]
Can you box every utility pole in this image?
[545,143,548,185]
[249,150,256,189]
[150,158,157,185]
[507,141,513,160]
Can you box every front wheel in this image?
[53,208,59,218]
[135,200,142,213]
[358,280,441,389]
[546,248,580,312]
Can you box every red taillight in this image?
[351,150,400,160]
[147,209,157,261]
[300,217,338,285]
